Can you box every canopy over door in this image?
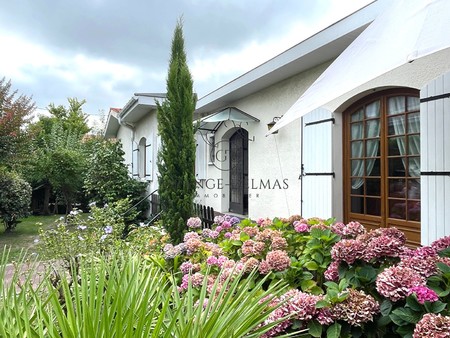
[269,0,450,134]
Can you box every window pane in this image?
[351,123,363,140]
[365,101,380,118]
[351,141,363,158]
[389,199,406,219]
[408,201,420,221]
[408,157,420,177]
[367,158,380,176]
[388,96,405,115]
[352,160,364,176]
[407,112,420,133]
[366,139,380,157]
[365,119,380,138]
[366,178,381,196]
[351,109,363,122]
[407,96,420,111]
[388,116,405,135]
[388,137,405,156]
[407,179,420,199]
[389,179,406,198]
[366,197,381,216]
[351,178,364,195]
[351,196,364,213]
[389,157,406,177]
[408,135,420,155]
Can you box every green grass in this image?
[0,215,61,263]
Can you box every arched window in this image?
[138,137,146,178]
[344,89,420,246]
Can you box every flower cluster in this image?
[187,217,202,229]
[163,243,185,259]
[431,235,450,253]
[376,266,426,302]
[331,221,366,238]
[408,286,439,304]
[293,221,309,233]
[398,246,440,278]
[413,313,450,338]
[330,289,380,326]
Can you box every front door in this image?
[229,129,248,214]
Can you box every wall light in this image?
[267,116,282,134]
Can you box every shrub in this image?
[0,169,32,230]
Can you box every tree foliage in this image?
[83,138,148,217]
[157,19,197,244]
[0,77,35,168]
[0,169,32,230]
[47,97,90,135]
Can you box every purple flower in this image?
[100,234,107,242]
[104,225,113,234]
[221,221,232,229]
[408,286,439,304]
[224,232,232,239]
[230,216,240,225]
[324,261,340,281]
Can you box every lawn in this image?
[0,215,61,263]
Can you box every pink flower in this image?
[331,239,364,265]
[398,247,440,278]
[413,313,450,338]
[431,235,450,253]
[221,221,232,229]
[224,232,232,239]
[294,221,309,233]
[206,256,219,266]
[271,236,288,250]
[408,286,439,304]
[324,261,340,281]
[187,217,202,228]
[376,266,426,302]
[331,289,380,327]
[266,250,291,272]
[332,221,366,238]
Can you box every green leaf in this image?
[231,240,243,246]
[301,279,317,291]
[391,308,421,325]
[436,262,450,274]
[315,300,329,309]
[424,300,447,313]
[308,320,323,337]
[395,324,414,338]
[355,265,377,283]
[239,232,250,241]
[304,261,319,270]
[405,296,422,312]
[326,322,342,338]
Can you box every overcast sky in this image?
[0,0,373,128]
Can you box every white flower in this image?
[33,239,39,243]
[78,235,85,241]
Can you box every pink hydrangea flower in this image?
[294,221,309,233]
[408,286,439,304]
[331,239,364,265]
[187,217,202,228]
[206,256,219,266]
[413,313,450,338]
[376,266,426,302]
[324,260,340,281]
[431,235,450,253]
[331,289,380,327]
[266,250,291,272]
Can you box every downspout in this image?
[118,113,136,175]
[300,116,304,216]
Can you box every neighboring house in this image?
[105,0,450,246]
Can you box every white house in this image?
[105,0,450,246]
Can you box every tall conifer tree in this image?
[157,19,197,244]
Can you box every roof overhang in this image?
[119,93,166,124]
[104,113,120,138]
[195,0,389,116]
[269,0,450,134]
[196,107,259,132]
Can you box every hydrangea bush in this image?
[149,215,450,338]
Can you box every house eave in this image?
[195,0,389,116]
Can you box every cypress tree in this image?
[157,19,197,244]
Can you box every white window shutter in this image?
[420,71,450,245]
[195,133,207,180]
[145,135,153,180]
[132,147,139,177]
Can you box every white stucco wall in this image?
[196,62,329,220]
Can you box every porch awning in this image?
[268,0,450,134]
[197,107,259,132]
